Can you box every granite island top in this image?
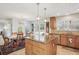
[50,31,79,36]
[24,34,55,44]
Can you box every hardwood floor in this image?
[8,45,79,55]
[8,48,25,55]
[57,45,79,55]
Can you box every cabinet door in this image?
[67,36,75,48]
[50,17,56,31]
[48,35,57,55]
[55,34,60,44]
[51,39,57,55]
[71,36,76,48]
[60,35,68,46]
[75,36,79,48]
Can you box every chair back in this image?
[11,32,17,39]
[0,35,4,45]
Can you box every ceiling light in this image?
[36,3,40,20]
[44,19,47,22]
[44,8,47,22]
[36,16,40,20]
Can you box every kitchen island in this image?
[25,34,57,55]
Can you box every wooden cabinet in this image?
[75,36,79,48]
[71,37,76,48]
[25,37,57,55]
[50,17,56,31]
[17,32,23,40]
[60,34,68,46]
[67,36,76,48]
[54,34,61,44]
[48,34,57,54]
[60,34,79,49]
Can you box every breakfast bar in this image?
[25,34,57,55]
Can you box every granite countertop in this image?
[50,31,79,36]
[24,35,53,44]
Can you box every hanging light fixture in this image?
[36,3,40,41]
[44,8,47,22]
[36,3,40,20]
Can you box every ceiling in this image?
[0,3,79,20]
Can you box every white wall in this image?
[0,19,11,36]
[12,18,26,36]
[56,13,79,31]
[12,18,19,32]
[0,23,4,31]
[24,20,32,33]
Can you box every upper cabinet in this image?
[50,17,56,32]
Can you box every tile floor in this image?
[8,45,79,55]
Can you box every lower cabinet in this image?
[54,34,61,45]
[60,34,79,49]
[75,36,79,48]
[67,36,76,48]
[25,38,57,55]
[60,34,68,46]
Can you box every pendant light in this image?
[44,8,47,22]
[36,3,40,41]
[36,3,40,20]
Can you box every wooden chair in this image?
[0,34,5,55]
[11,32,17,40]
[1,33,14,54]
[17,32,23,40]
